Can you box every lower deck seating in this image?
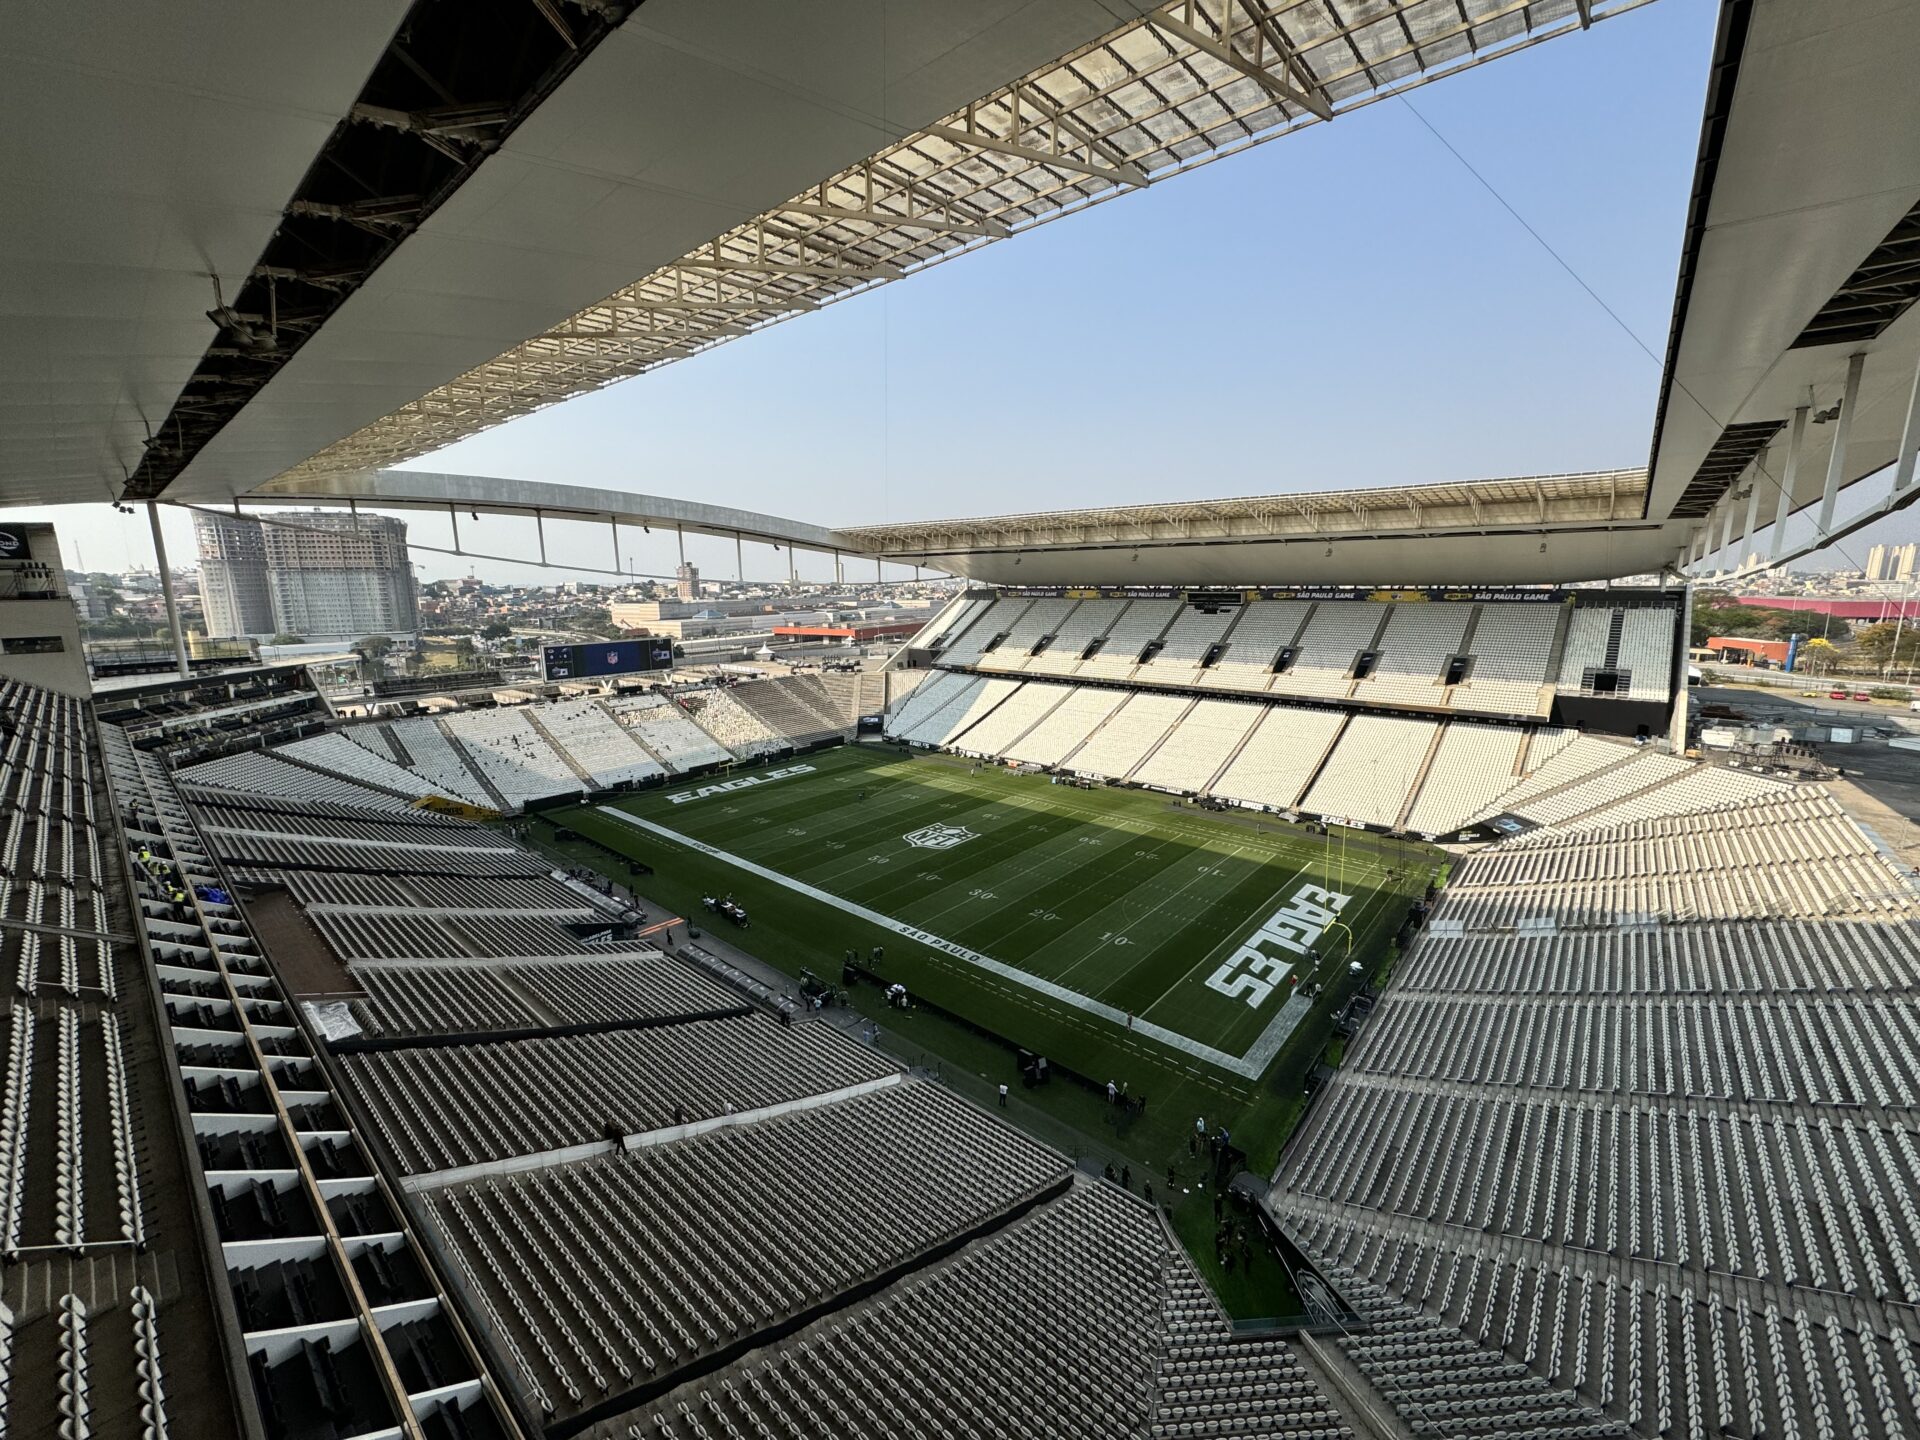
[1129,698,1263,792]
[1002,685,1129,767]
[536,700,664,787]
[729,677,850,747]
[881,669,974,742]
[1270,774,1920,1440]
[278,733,443,801]
[1299,714,1438,828]
[1207,706,1346,810]
[439,709,578,803]
[605,696,732,771]
[383,717,496,807]
[683,690,784,757]
[1063,693,1188,779]
[428,1082,1065,1417]
[948,682,1067,755]
[341,1016,896,1174]
[1401,723,1527,836]
[624,1181,1347,1440]
[909,677,1020,749]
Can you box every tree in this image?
[268,632,305,646]
[1852,622,1920,672]
[1797,636,1838,675]
[1690,596,1792,647]
[355,635,394,658]
[481,621,513,640]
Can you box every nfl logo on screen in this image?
[904,823,976,850]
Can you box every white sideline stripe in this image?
[604,808,1308,1080]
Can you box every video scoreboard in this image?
[541,637,674,681]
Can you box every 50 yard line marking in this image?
[1049,842,1251,990]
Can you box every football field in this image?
[558,746,1437,1083]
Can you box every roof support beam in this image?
[923,123,1146,188]
[779,202,1009,239]
[1817,351,1867,538]
[1894,347,1920,494]
[608,296,817,315]
[1150,10,1333,121]
[1772,404,1808,562]
[543,322,747,340]
[1232,0,1335,115]
[684,258,900,280]
[1573,0,1594,28]
[1739,461,1764,566]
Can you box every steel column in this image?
[1817,352,1866,537]
[1738,474,1763,569]
[1773,405,1809,562]
[1895,348,1920,495]
[146,503,191,680]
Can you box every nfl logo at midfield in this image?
[904,822,976,850]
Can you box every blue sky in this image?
[55,0,1884,584]
[413,0,1714,533]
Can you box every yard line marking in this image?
[1051,843,1248,990]
[604,807,1278,1080]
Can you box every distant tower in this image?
[194,511,274,638]
[1867,543,1891,581]
[676,562,701,601]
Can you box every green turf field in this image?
[557,745,1437,1085]
[538,743,1443,1318]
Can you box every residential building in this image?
[195,510,419,641]
[194,511,275,637]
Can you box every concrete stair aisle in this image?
[433,720,511,810]
[520,709,595,786]
[379,722,416,767]
[1198,703,1271,795]
[596,699,672,770]
[1539,602,1577,713]
[1291,713,1353,810]
[1294,1332,1416,1440]
[1120,697,1200,780]
[1391,720,1452,832]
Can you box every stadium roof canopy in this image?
[10,0,1920,587]
[9,0,1649,511]
[1662,1,1920,579]
[834,469,1672,585]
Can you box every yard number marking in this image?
[1205,884,1351,1010]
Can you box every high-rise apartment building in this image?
[1866,542,1919,584]
[195,510,418,640]
[195,511,275,638]
[675,562,702,601]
